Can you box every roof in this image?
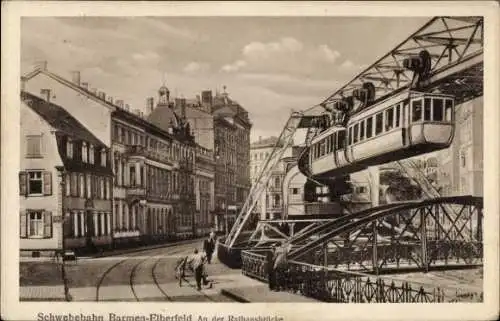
[251,136,281,149]
[21,91,105,148]
[22,68,117,111]
[147,105,177,131]
[251,136,293,149]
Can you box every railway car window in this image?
[375,112,383,135]
[395,104,401,127]
[433,98,444,121]
[353,124,359,144]
[360,120,365,141]
[445,99,453,121]
[366,117,373,138]
[385,107,394,131]
[348,127,353,145]
[337,130,346,149]
[412,99,423,122]
[424,98,432,121]
[320,140,325,157]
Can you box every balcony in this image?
[126,145,147,158]
[179,159,194,171]
[127,185,146,198]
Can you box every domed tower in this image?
[158,85,170,106]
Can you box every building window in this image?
[130,166,136,186]
[88,144,94,164]
[79,174,85,197]
[29,211,44,237]
[26,135,42,158]
[28,171,43,195]
[82,142,88,163]
[292,188,299,195]
[20,211,52,239]
[101,149,107,167]
[67,139,73,159]
[86,174,91,198]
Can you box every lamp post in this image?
[215,153,229,236]
[56,166,71,301]
[224,161,229,237]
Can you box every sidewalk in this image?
[218,274,319,303]
[20,237,207,263]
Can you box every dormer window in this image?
[101,149,107,167]
[67,138,73,159]
[82,142,88,163]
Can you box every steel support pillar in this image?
[421,208,428,272]
[372,220,378,275]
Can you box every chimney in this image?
[107,96,113,104]
[98,91,106,100]
[181,98,186,118]
[90,88,97,95]
[116,99,124,108]
[40,89,51,102]
[201,90,213,106]
[146,97,154,114]
[71,71,81,86]
[125,104,130,112]
[259,136,262,142]
[134,109,141,116]
[34,61,48,71]
[81,82,89,90]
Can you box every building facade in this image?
[437,97,483,197]
[22,63,201,253]
[250,136,293,220]
[20,92,113,257]
[211,89,252,232]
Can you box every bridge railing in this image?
[281,260,482,303]
[241,249,270,282]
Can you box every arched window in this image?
[274,176,280,188]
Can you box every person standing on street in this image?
[204,232,216,264]
[267,245,277,291]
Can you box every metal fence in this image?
[240,250,483,303]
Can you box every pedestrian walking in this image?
[187,248,210,290]
[203,232,216,264]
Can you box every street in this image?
[20,239,249,302]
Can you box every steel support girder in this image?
[321,16,483,109]
[289,197,483,261]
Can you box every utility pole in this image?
[56,166,71,301]
[225,161,229,237]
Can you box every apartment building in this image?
[20,91,113,256]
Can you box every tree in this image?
[379,169,422,203]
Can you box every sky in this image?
[21,16,430,142]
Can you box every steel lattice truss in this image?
[225,105,326,248]
[321,16,483,112]
[289,196,483,272]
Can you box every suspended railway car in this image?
[302,91,455,180]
